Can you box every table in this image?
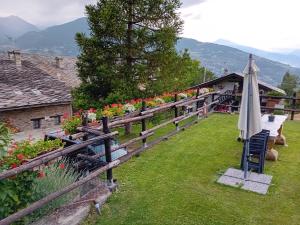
[261,114,288,161]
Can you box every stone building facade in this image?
[0,51,73,133]
[0,104,72,132]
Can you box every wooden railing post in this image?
[141,101,147,148]
[196,88,200,110]
[102,116,113,184]
[291,92,296,120]
[174,94,179,131]
[81,112,88,141]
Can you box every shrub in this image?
[25,160,81,224]
[1,139,64,169]
[62,114,82,135]
[0,123,11,160]
[0,171,37,221]
[267,90,285,97]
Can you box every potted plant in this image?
[62,114,82,135]
[268,113,275,122]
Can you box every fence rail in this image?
[215,92,300,120]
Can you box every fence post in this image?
[101,116,113,184]
[196,88,200,110]
[174,94,179,131]
[82,112,88,141]
[291,92,296,120]
[141,101,147,148]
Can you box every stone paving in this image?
[217,168,272,195]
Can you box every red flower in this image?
[111,103,118,108]
[10,163,17,169]
[16,153,25,161]
[59,163,65,169]
[63,112,69,119]
[74,112,81,118]
[38,171,45,178]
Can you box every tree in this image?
[280,71,299,96]
[75,0,185,108]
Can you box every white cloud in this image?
[180,0,300,51]
[0,0,300,50]
[0,0,96,28]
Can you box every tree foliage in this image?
[279,71,299,96]
[74,0,210,109]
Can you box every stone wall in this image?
[0,104,72,132]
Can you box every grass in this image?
[83,114,300,225]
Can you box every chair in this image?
[240,129,270,173]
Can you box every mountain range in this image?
[0,16,39,45]
[215,39,300,68]
[0,15,300,86]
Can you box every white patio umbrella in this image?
[238,54,262,180]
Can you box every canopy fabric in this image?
[238,58,262,139]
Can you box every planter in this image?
[268,115,275,122]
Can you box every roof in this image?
[0,56,72,111]
[191,73,286,95]
[19,53,80,88]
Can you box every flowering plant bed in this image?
[62,113,83,135]
[96,88,213,119]
[0,139,64,171]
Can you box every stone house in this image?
[0,51,73,132]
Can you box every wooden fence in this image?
[215,92,300,120]
[0,91,217,225]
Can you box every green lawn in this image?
[84,114,300,225]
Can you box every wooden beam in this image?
[140,115,185,136]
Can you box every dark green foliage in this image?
[74,0,205,109]
[279,71,299,96]
[0,123,11,160]
[0,171,37,221]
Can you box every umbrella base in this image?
[217,168,272,195]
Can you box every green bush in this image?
[267,90,285,97]
[24,160,81,224]
[0,123,11,160]
[273,109,285,115]
[62,115,82,135]
[0,171,37,222]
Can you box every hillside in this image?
[16,18,89,55]
[177,38,300,86]
[0,16,39,45]
[215,39,300,68]
[1,16,300,86]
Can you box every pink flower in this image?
[59,163,65,169]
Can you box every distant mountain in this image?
[2,16,300,86]
[177,38,300,86]
[0,16,39,45]
[16,17,89,55]
[215,39,300,68]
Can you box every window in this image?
[53,115,61,125]
[31,119,41,129]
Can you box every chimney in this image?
[13,50,22,68]
[7,51,14,60]
[55,57,63,69]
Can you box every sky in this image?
[0,0,299,52]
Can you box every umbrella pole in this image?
[243,54,253,180]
